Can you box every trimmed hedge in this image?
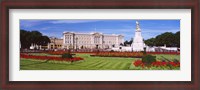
[62,53,72,59]
[142,54,156,65]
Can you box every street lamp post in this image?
[143,46,147,55]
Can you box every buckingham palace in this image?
[62,32,124,49]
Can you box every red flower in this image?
[20,54,84,62]
[133,60,180,68]
[133,60,144,67]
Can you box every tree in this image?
[174,31,180,47]
[144,31,180,47]
[124,40,129,46]
[124,38,133,46]
[129,38,133,44]
[20,30,50,49]
[155,32,176,47]
[20,30,31,48]
[120,43,124,46]
[30,31,43,45]
[144,38,155,47]
[38,36,50,46]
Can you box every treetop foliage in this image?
[144,31,180,47]
[20,30,50,49]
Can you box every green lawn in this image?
[20,54,180,70]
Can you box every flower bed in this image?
[91,51,180,58]
[132,60,180,70]
[47,51,179,56]
[146,52,180,55]
[47,51,95,55]
[20,54,84,62]
[47,51,68,55]
[93,52,143,58]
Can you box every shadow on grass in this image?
[20,60,50,67]
[160,56,171,62]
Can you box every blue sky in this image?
[20,20,180,41]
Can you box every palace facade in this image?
[48,37,63,49]
[63,32,124,49]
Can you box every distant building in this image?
[48,37,63,49]
[63,32,124,49]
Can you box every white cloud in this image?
[40,27,51,30]
[142,29,179,33]
[50,20,101,24]
[42,32,62,38]
[20,20,47,28]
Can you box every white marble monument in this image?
[131,21,145,51]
